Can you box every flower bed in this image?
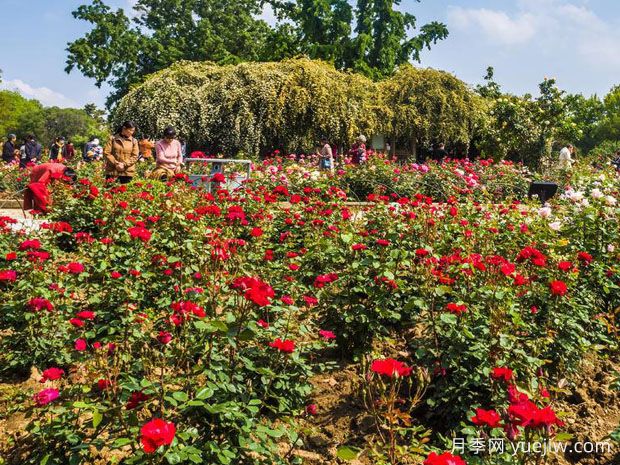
[0,161,618,465]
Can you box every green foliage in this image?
[380,65,484,157]
[0,90,107,147]
[113,58,384,155]
[67,0,447,105]
[113,59,482,156]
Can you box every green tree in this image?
[67,0,447,105]
[560,94,604,153]
[66,0,278,106]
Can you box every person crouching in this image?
[23,163,77,213]
[150,127,183,180]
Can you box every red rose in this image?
[424,452,466,465]
[313,273,339,288]
[257,319,270,329]
[549,280,568,296]
[40,367,65,383]
[371,358,412,378]
[5,252,17,261]
[250,227,263,237]
[318,330,336,340]
[210,172,226,183]
[157,331,172,345]
[140,418,176,453]
[70,318,85,327]
[281,295,294,305]
[306,404,318,415]
[303,295,318,306]
[110,271,122,279]
[557,261,573,272]
[471,408,502,428]
[445,302,467,315]
[28,297,54,312]
[269,338,295,353]
[0,270,18,282]
[376,239,391,246]
[231,276,274,306]
[97,379,112,391]
[75,338,87,351]
[67,262,85,274]
[33,388,59,406]
[76,311,95,320]
[126,390,150,410]
[128,226,152,242]
[352,243,367,251]
[491,367,513,382]
[19,239,41,250]
[577,252,592,264]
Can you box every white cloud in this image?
[448,7,538,45]
[0,79,78,108]
[447,0,620,65]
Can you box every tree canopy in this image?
[113,58,483,157]
[0,90,107,147]
[66,0,447,106]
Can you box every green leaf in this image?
[172,391,188,402]
[336,446,361,460]
[440,313,457,325]
[196,387,214,400]
[92,410,103,429]
[165,452,181,464]
[112,438,133,448]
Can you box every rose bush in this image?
[0,158,618,464]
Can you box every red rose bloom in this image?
[33,388,59,406]
[75,338,87,351]
[376,239,391,246]
[40,367,65,383]
[446,302,467,315]
[558,261,573,272]
[269,338,295,353]
[140,418,176,453]
[549,280,568,296]
[250,227,263,237]
[110,271,122,279]
[319,330,336,340]
[0,270,18,282]
[306,404,318,415]
[471,408,502,428]
[70,318,85,327]
[157,331,173,345]
[577,252,593,264]
[491,367,513,382]
[424,452,467,465]
[28,297,54,312]
[371,358,412,378]
[128,226,152,242]
[76,311,95,320]
[67,262,85,274]
[352,243,367,251]
[126,390,150,410]
[231,277,275,306]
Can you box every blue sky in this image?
[1,0,620,109]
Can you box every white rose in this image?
[605,195,617,206]
[607,244,615,253]
[591,188,604,199]
[549,221,562,231]
[538,206,552,218]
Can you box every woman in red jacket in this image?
[23,163,76,213]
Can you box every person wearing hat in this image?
[21,135,42,168]
[23,162,77,213]
[2,134,17,164]
[50,137,67,161]
[349,135,367,165]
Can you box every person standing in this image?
[349,135,367,165]
[104,121,139,184]
[65,141,75,161]
[2,134,17,164]
[431,143,449,163]
[50,137,67,161]
[139,136,155,161]
[152,127,183,179]
[21,135,42,168]
[559,144,574,170]
[319,136,334,172]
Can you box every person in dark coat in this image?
[49,137,67,161]
[21,135,42,168]
[431,143,449,163]
[2,134,17,164]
